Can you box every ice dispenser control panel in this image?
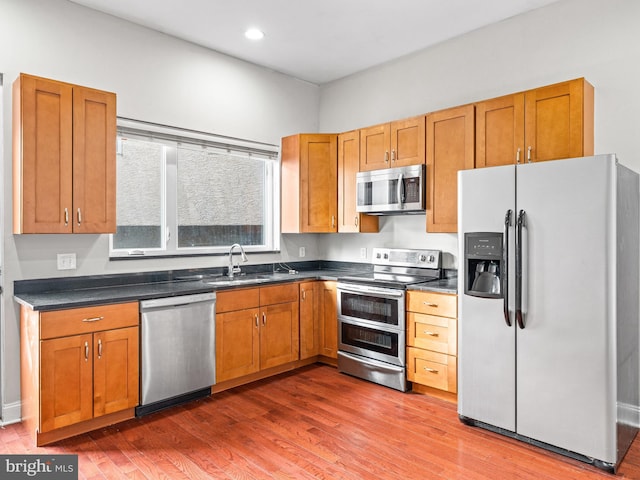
[465,232,503,299]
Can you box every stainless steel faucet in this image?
[227,243,248,278]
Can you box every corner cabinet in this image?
[337,130,379,233]
[281,133,338,233]
[20,302,139,446]
[359,115,426,171]
[475,78,594,167]
[13,73,117,234]
[426,105,475,233]
[298,281,338,363]
[215,284,299,383]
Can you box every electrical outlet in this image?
[360,247,367,259]
[57,253,76,270]
[299,247,306,258]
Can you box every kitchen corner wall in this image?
[0,0,322,422]
[317,0,640,268]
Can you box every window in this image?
[110,119,280,258]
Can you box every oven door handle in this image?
[337,284,404,298]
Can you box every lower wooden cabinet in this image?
[299,280,338,361]
[216,284,299,382]
[406,290,458,396]
[20,302,139,446]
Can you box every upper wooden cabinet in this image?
[337,130,379,233]
[426,105,475,233]
[476,78,594,167]
[13,73,117,234]
[359,115,425,171]
[281,133,338,233]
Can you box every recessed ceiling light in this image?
[245,28,265,40]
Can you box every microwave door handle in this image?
[397,173,404,207]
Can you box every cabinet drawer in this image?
[407,347,457,393]
[40,302,138,339]
[407,291,457,318]
[407,312,457,355]
[216,288,260,313]
[260,283,298,306]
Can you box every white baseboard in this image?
[1,401,22,426]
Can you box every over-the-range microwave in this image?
[356,164,426,215]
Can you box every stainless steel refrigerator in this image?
[457,154,639,473]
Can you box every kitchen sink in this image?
[204,275,272,286]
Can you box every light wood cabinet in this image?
[13,73,116,234]
[359,115,425,171]
[281,133,338,233]
[337,130,379,233]
[299,281,320,359]
[299,281,338,362]
[426,105,475,233]
[319,281,338,359]
[475,78,594,167]
[406,290,458,397]
[20,302,139,446]
[216,284,299,382]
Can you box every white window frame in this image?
[110,118,280,258]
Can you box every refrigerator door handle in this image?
[503,209,512,327]
[516,209,526,329]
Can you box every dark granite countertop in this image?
[14,261,459,311]
[13,262,364,311]
[409,276,458,295]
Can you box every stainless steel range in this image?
[337,247,442,391]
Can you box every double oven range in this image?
[337,248,443,391]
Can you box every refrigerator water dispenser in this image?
[464,232,503,298]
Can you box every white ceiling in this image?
[69,0,561,85]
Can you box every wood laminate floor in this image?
[2,364,640,479]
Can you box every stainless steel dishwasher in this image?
[137,292,216,416]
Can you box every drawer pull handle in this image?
[84,341,89,362]
[98,339,103,359]
[255,314,259,327]
[423,302,438,307]
[423,331,439,337]
[82,316,104,323]
[424,367,438,374]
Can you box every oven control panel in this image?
[371,248,441,269]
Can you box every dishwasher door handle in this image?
[140,292,216,310]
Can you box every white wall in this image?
[0,0,322,422]
[2,0,640,424]
[317,0,640,266]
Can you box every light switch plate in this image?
[57,253,76,270]
[299,247,306,258]
[360,247,367,259]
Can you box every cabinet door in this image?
[426,105,475,233]
[338,130,378,233]
[93,327,139,417]
[300,134,338,232]
[281,134,338,233]
[319,281,338,359]
[299,282,320,359]
[391,115,426,168]
[475,93,525,168]
[14,74,73,233]
[359,123,390,171]
[216,308,260,382]
[72,86,117,233]
[260,302,300,369]
[40,334,93,432]
[524,78,594,163]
